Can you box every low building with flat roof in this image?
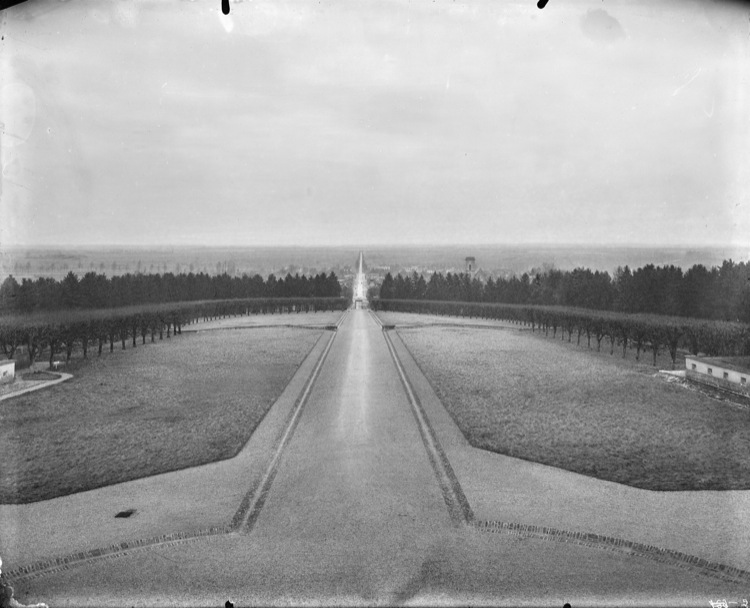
[685,355,750,398]
[0,360,15,385]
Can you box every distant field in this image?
[0,326,323,503]
[396,322,750,491]
[3,244,744,281]
[0,245,366,281]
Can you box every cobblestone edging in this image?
[395,322,525,332]
[2,525,232,583]
[472,520,750,585]
[381,316,750,586]
[184,323,338,333]
[2,328,341,584]
[381,324,474,525]
[231,329,339,531]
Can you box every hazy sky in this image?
[1,0,748,247]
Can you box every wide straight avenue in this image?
[7,309,747,606]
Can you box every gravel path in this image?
[0,372,71,403]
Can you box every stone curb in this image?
[0,373,72,403]
[381,325,474,525]
[183,323,341,334]
[396,322,524,332]
[2,525,233,583]
[231,329,339,532]
[472,520,750,585]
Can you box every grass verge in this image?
[376,310,686,370]
[20,371,59,381]
[397,323,750,491]
[0,327,322,503]
[186,310,343,332]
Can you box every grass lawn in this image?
[0,327,323,503]
[376,311,518,330]
[188,310,344,332]
[377,310,685,370]
[397,324,750,491]
[20,371,60,381]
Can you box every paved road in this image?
[8,310,748,606]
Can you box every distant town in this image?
[2,245,747,288]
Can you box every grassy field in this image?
[0,371,61,399]
[396,322,750,491]
[377,310,685,370]
[0,327,323,503]
[187,310,344,332]
[376,311,518,330]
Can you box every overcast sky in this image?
[1,0,748,248]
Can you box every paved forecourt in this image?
[5,310,747,606]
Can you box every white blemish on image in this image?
[672,67,702,96]
[0,82,36,146]
[219,10,234,33]
[704,98,715,118]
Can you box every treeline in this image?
[0,270,342,313]
[379,259,750,322]
[372,299,749,366]
[0,297,348,368]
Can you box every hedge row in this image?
[371,299,750,368]
[0,297,348,368]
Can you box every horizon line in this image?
[3,242,749,251]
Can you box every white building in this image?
[0,360,15,385]
[685,355,750,398]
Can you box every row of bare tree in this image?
[0,297,348,368]
[372,299,749,368]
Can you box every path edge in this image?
[374,311,474,526]
[373,310,750,587]
[2,318,344,584]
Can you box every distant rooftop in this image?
[687,356,750,373]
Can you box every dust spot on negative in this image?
[1,82,36,145]
[581,8,625,44]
